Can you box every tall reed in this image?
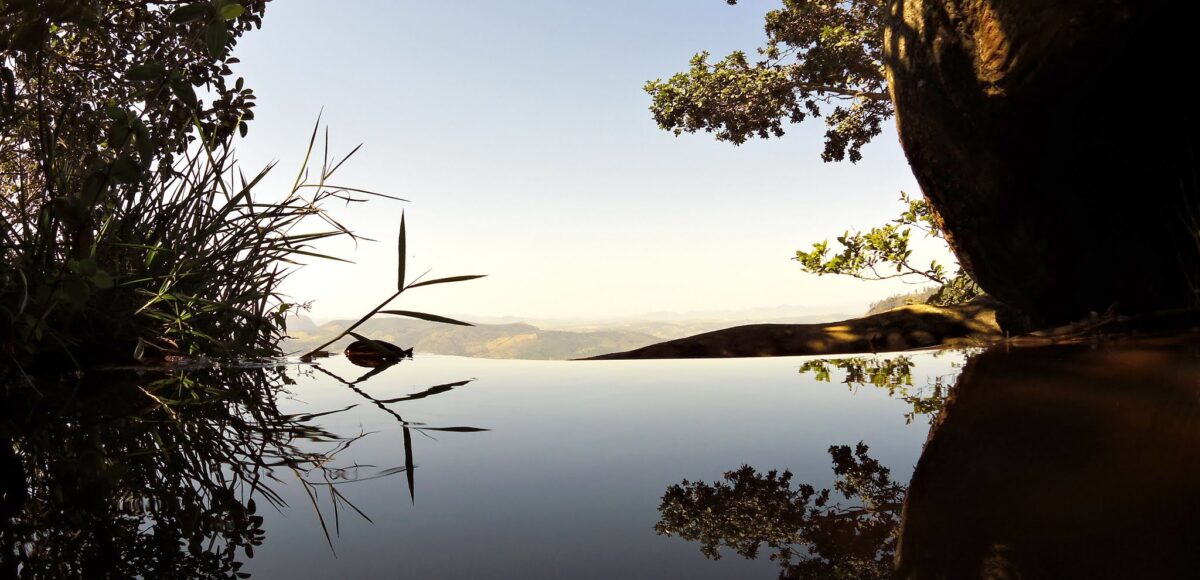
[0,120,395,371]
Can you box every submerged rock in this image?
[344,339,413,367]
[884,0,1200,323]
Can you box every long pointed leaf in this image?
[379,310,473,326]
[416,426,490,433]
[397,213,406,290]
[406,274,487,290]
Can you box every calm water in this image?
[248,353,955,579]
[3,338,1198,578]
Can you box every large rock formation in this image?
[884,0,1200,323]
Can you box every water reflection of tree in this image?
[656,443,904,579]
[0,366,370,578]
[797,352,974,424]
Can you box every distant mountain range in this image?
[282,310,850,360]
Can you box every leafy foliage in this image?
[645,0,889,161]
[646,2,983,306]
[0,1,428,369]
[656,443,904,579]
[795,192,984,305]
[0,0,266,186]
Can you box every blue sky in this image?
[232,0,948,321]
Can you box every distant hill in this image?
[282,317,660,360]
[865,288,938,315]
[281,311,849,360]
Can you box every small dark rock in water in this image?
[344,339,413,367]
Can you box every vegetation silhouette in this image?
[0,0,359,368]
[0,2,481,375]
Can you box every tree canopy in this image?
[0,0,266,195]
[644,0,888,162]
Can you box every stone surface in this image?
[883,0,1200,323]
[587,299,1002,359]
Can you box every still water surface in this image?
[247,353,957,579]
[4,338,1197,578]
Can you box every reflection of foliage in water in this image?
[798,351,976,424]
[0,366,369,578]
[656,443,904,579]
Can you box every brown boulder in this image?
[884,0,1200,323]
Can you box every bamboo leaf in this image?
[379,310,472,326]
[397,213,406,290]
[406,274,486,290]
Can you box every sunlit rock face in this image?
[884,0,1200,323]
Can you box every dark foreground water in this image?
[2,336,1197,579]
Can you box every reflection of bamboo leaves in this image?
[310,363,488,503]
[403,426,415,503]
[376,380,473,403]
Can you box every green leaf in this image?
[170,78,197,106]
[218,3,245,20]
[396,213,406,290]
[168,3,208,23]
[205,24,230,57]
[406,274,486,290]
[379,310,473,326]
[126,62,165,81]
[91,270,114,289]
[76,258,98,277]
[57,277,91,306]
[110,158,141,183]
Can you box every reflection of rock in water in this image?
[897,337,1200,579]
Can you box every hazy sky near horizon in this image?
[232,0,951,322]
